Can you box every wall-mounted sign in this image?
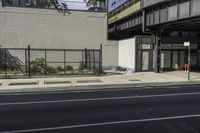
[172,44,187,49]
[142,44,151,49]
[161,43,198,50]
[184,42,190,47]
[161,44,171,49]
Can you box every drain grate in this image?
[77,79,102,83]
[129,79,141,82]
[45,81,71,85]
[9,82,38,86]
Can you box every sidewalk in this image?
[0,71,199,92]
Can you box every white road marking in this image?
[0,91,200,106]
[1,114,200,133]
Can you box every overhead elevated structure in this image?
[108,0,200,72]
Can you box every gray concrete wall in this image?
[0,6,118,66]
[141,0,167,8]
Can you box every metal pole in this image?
[4,49,8,77]
[28,45,31,78]
[44,49,47,75]
[25,49,28,76]
[89,51,91,70]
[85,48,87,68]
[64,50,66,75]
[188,45,191,80]
[82,50,84,74]
[99,44,102,76]
[93,50,96,69]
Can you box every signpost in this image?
[184,42,190,80]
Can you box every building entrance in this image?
[142,51,150,71]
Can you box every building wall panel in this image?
[141,0,167,8]
[118,38,136,71]
[192,0,200,15]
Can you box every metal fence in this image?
[0,45,102,78]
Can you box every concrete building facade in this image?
[0,4,118,66]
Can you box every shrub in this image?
[57,66,64,72]
[78,62,87,71]
[46,66,57,73]
[13,70,22,75]
[30,58,46,74]
[93,68,106,75]
[116,66,127,72]
[65,65,74,71]
[30,58,57,74]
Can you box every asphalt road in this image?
[0,84,200,133]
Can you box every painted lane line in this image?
[1,114,200,133]
[0,91,200,106]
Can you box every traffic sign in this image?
[184,42,190,47]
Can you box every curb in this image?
[0,80,199,94]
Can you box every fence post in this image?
[25,50,28,76]
[93,50,96,69]
[4,49,8,77]
[28,45,31,78]
[64,50,66,75]
[82,50,84,74]
[85,48,87,68]
[44,49,47,75]
[99,44,102,76]
[89,50,91,70]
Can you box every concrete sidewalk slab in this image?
[0,72,199,92]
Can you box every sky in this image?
[58,0,88,10]
[108,0,127,12]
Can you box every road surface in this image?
[0,84,200,133]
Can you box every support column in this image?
[154,35,161,73]
[1,0,4,8]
